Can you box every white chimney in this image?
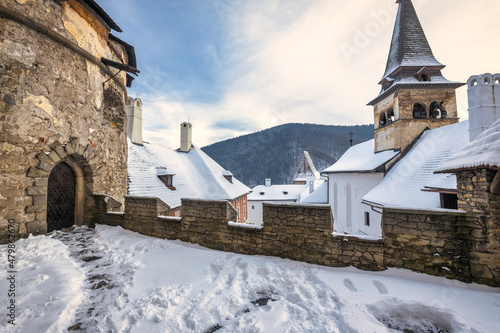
[180,122,193,152]
[126,97,143,145]
[265,178,271,187]
[467,73,500,142]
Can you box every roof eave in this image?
[368,82,466,106]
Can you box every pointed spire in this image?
[382,0,444,81]
[294,151,320,184]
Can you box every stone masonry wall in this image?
[91,196,499,286]
[456,169,500,285]
[0,0,131,241]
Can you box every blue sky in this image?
[99,0,500,148]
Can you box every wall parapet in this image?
[90,195,499,287]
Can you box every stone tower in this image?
[0,0,138,242]
[368,0,464,153]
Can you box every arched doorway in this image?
[47,162,76,232]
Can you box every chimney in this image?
[126,97,143,145]
[265,178,271,187]
[467,73,500,142]
[180,122,193,152]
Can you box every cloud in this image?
[120,0,500,148]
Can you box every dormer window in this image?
[158,174,175,190]
[381,78,394,91]
[416,68,432,82]
[156,167,176,190]
[222,170,233,183]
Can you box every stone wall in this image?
[91,196,499,287]
[382,207,497,285]
[456,169,500,285]
[0,0,133,241]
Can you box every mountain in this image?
[202,123,374,188]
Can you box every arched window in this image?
[387,108,395,123]
[413,103,426,119]
[428,101,446,119]
[379,112,387,127]
[495,76,500,85]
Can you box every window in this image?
[252,205,255,209]
[379,112,387,127]
[440,193,458,210]
[387,108,395,123]
[421,73,429,82]
[413,103,427,119]
[158,174,175,190]
[364,211,370,226]
[429,101,446,119]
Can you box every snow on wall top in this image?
[322,139,399,173]
[363,121,469,208]
[382,0,443,81]
[436,118,500,173]
[127,139,250,208]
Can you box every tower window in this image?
[429,101,447,119]
[387,108,395,123]
[413,103,427,119]
[379,112,387,127]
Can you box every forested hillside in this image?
[202,123,374,187]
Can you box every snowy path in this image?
[51,227,136,332]
[1,225,499,332]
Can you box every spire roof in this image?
[294,151,320,182]
[382,0,444,81]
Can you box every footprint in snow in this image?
[372,280,388,295]
[343,278,357,292]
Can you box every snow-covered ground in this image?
[1,225,499,333]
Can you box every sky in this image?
[98,0,500,148]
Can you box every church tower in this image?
[368,0,464,153]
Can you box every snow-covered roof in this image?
[127,139,250,208]
[436,118,500,173]
[294,151,320,182]
[362,121,469,209]
[322,139,399,173]
[299,180,328,203]
[382,0,444,81]
[248,184,305,201]
[423,174,458,192]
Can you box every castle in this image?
[1,0,499,286]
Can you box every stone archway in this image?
[26,137,99,234]
[47,162,76,232]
